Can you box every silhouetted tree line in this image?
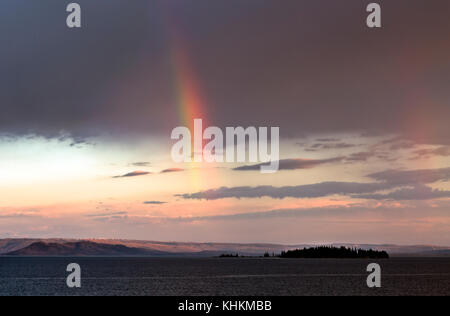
[219,253,240,258]
[279,246,389,259]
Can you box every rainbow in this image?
[171,34,209,131]
[163,6,218,191]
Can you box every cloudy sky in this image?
[1,0,450,245]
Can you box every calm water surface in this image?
[0,257,448,296]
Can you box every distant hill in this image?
[0,238,75,255]
[4,241,170,257]
[1,239,449,257]
[407,249,450,257]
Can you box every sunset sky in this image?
[1,0,450,245]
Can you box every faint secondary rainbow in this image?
[396,46,443,171]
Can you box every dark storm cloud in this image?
[233,157,343,171]
[1,1,450,144]
[0,0,173,139]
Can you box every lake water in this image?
[0,257,448,296]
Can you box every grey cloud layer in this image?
[176,182,394,200]
[86,211,128,218]
[169,206,360,222]
[143,201,167,205]
[113,168,184,178]
[165,202,450,222]
[367,168,450,186]
[353,185,450,201]
[413,147,450,159]
[130,162,151,167]
[160,168,184,174]
[233,157,342,171]
[305,142,358,152]
[178,168,450,201]
[113,171,151,178]
[233,137,420,172]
